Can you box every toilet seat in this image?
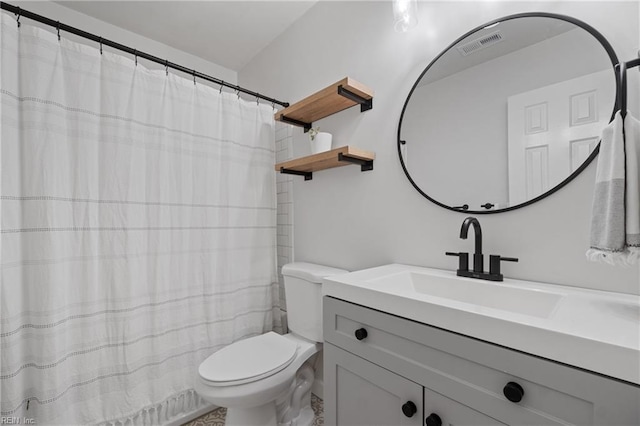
[199,332,298,387]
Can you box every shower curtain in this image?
[0,13,279,425]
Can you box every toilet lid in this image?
[199,332,298,386]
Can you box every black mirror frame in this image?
[397,12,620,214]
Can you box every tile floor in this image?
[183,394,324,426]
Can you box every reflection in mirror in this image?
[398,14,618,213]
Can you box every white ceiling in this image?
[56,1,317,71]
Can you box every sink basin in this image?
[368,270,563,318]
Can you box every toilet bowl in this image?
[195,262,347,426]
[195,333,318,408]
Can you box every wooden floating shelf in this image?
[275,77,374,132]
[276,146,375,181]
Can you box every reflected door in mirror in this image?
[507,70,613,204]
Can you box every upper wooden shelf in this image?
[275,146,375,181]
[275,77,374,131]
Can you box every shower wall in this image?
[275,122,295,330]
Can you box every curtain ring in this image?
[134,49,138,66]
[236,89,240,100]
[256,96,260,106]
[99,37,103,55]
[56,21,61,41]
[271,101,276,111]
[165,60,169,76]
[16,8,21,28]
[219,82,224,94]
[193,70,196,85]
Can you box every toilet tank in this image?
[281,262,347,342]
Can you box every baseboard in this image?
[165,403,216,426]
[311,378,323,400]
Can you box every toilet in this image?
[194,262,347,426]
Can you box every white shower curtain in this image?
[0,13,279,425]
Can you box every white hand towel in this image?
[587,111,640,264]
[624,113,640,254]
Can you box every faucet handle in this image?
[446,251,469,272]
[489,255,519,280]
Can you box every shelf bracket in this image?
[338,153,374,171]
[337,85,373,112]
[279,115,312,132]
[280,167,312,180]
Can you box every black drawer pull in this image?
[503,381,524,403]
[354,328,368,341]
[425,413,442,426]
[402,401,417,418]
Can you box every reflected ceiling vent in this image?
[456,31,504,56]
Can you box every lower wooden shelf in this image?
[275,146,375,181]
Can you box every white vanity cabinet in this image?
[323,296,640,426]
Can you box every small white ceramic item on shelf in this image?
[309,128,332,154]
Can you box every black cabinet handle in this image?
[354,328,368,341]
[401,401,417,418]
[425,413,442,426]
[503,381,524,403]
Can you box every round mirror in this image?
[398,13,619,214]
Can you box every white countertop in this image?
[323,264,640,385]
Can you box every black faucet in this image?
[460,217,483,273]
[446,217,518,282]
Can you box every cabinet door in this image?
[423,387,506,426]
[324,343,423,426]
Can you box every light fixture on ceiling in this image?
[392,0,418,33]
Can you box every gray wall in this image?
[240,1,640,295]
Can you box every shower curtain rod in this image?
[0,1,290,108]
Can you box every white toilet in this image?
[194,262,347,426]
